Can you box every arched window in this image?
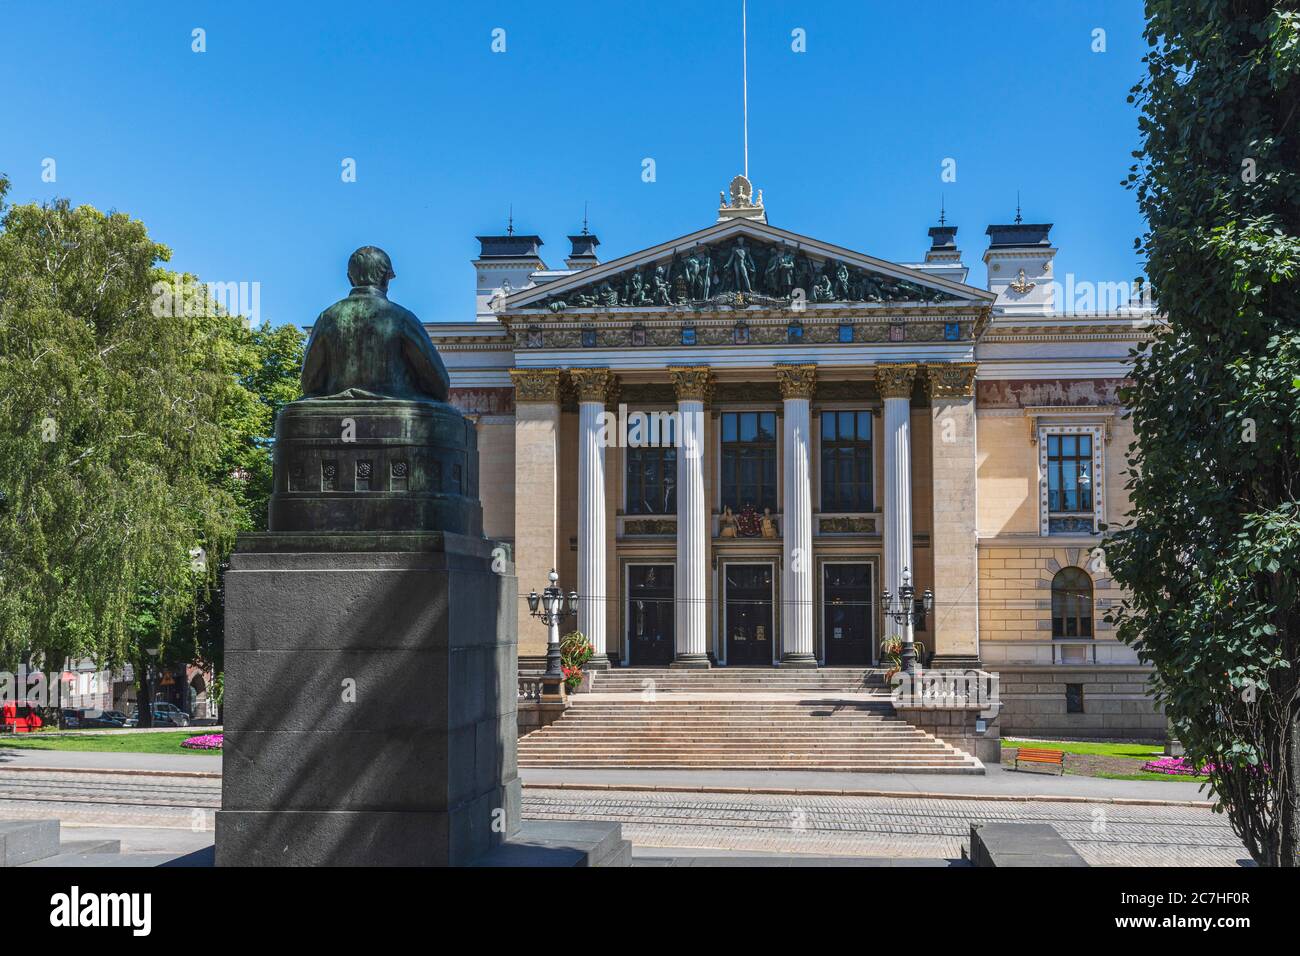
[1051,567,1093,638]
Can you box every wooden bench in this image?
[1014,747,1066,774]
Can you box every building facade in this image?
[428,178,1164,738]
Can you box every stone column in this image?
[509,369,563,662]
[570,368,615,669]
[925,362,981,667]
[668,366,713,668]
[876,363,918,655]
[776,364,818,667]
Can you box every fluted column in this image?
[776,364,817,667]
[669,366,713,668]
[877,363,918,657]
[570,368,615,668]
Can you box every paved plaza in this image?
[522,787,1249,866]
[0,759,1248,868]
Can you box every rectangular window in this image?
[626,445,677,514]
[1066,683,1085,714]
[820,410,873,512]
[1046,433,1094,513]
[720,411,778,513]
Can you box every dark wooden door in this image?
[628,565,674,666]
[823,563,873,665]
[725,564,774,666]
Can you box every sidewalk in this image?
[520,763,1215,805]
[0,747,222,775]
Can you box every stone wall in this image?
[994,665,1164,740]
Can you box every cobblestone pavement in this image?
[523,788,1250,866]
[0,769,217,829]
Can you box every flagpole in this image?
[742,0,749,180]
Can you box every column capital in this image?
[924,362,978,400]
[775,363,817,401]
[569,367,618,405]
[509,368,563,404]
[668,366,715,403]
[875,362,919,400]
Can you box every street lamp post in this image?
[527,568,579,681]
[881,566,933,674]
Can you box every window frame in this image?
[819,408,874,513]
[718,409,780,514]
[1051,566,1094,639]
[1038,424,1105,535]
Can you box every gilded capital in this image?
[924,362,978,400]
[509,368,563,404]
[569,367,617,404]
[668,366,715,403]
[775,364,817,401]
[874,363,918,400]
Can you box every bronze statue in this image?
[722,238,755,293]
[301,246,450,402]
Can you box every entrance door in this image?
[725,563,774,666]
[823,563,873,665]
[628,565,674,666]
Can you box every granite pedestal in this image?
[215,532,521,866]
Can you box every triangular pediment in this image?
[504,218,993,314]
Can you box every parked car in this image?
[101,710,129,724]
[2,701,44,734]
[60,708,126,729]
[127,706,189,727]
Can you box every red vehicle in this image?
[2,700,44,734]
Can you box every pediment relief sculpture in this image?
[525,234,963,314]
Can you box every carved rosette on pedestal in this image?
[924,362,978,400]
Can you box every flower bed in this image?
[1141,756,1212,776]
[181,733,224,751]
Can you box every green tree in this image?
[0,180,302,709]
[1106,2,1300,866]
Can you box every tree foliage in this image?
[0,177,303,681]
[1106,1,1300,866]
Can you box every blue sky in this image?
[2,1,1149,326]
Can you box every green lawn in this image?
[0,730,217,755]
[1002,738,1210,784]
[1002,738,1163,759]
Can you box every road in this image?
[0,766,1249,866]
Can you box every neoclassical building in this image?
[429,177,1163,738]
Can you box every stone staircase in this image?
[518,668,982,773]
[587,666,889,695]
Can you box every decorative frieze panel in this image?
[512,318,974,351]
[818,516,878,535]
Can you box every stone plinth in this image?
[215,532,520,867]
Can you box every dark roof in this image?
[928,225,958,250]
[475,235,545,259]
[985,223,1053,248]
[567,234,600,258]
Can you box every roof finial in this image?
[582,201,589,235]
[1014,191,1023,225]
[938,194,947,227]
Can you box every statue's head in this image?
[347,246,396,293]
